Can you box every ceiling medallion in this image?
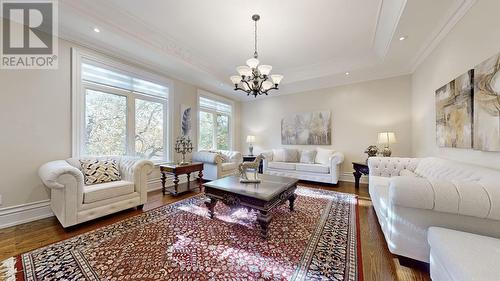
[230,14,283,98]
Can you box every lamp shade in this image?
[258,65,272,76]
[262,80,273,90]
[246,57,260,69]
[270,74,283,85]
[230,75,241,85]
[377,132,397,145]
[236,66,252,77]
[246,135,256,143]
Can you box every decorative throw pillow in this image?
[272,149,286,162]
[315,147,335,165]
[218,152,230,163]
[300,150,317,164]
[283,148,299,162]
[80,159,121,185]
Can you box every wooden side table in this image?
[352,162,369,189]
[159,162,204,196]
[242,155,263,174]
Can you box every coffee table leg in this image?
[257,210,272,239]
[198,170,203,192]
[289,193,297,211]
[205,197,217,219]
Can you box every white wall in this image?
[240,75,412,178]
[412,0,500,169]
[0,38,240,209]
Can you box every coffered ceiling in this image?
[58,0,476,101]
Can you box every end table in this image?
[352,162,369,189]
[159,162,204,196]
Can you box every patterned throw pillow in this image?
[273,149,286,162]
[80,159,121,185]
[283,148,299,162]
[300,150,317,164]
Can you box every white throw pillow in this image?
[315,147,335,165]
[273,149,286,162]
[283,148,299,162]
[300,150,317,164]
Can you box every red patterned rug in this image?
[1,187,362,281]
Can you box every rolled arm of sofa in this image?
[329,152,344,166]
[192,151,222,164]
[368,157,420,177]
[119,157,154,180]
[38,160,84,189]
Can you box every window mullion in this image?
[127,94,135,157]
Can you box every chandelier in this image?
[230,14,283,98]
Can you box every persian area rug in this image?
[0,187,362,281]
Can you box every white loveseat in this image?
[191,150,243,181]
[38,156,153,228]
[262,148,344,184]
[368,156,500,262]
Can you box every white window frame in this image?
[71,48,174,162]
[197,89,234,151]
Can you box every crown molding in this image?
[409,0,477,73]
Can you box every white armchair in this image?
[191,150,243,180]
[38,156,153,228]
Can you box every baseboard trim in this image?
[0,200,53,229]
[339,172,368,184]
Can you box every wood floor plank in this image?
[0,181,430,281]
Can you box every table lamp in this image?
[377,132,396,157]
[246,135,256,156]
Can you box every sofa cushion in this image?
[268,162,296,170]
[283,148,299,162]
[272,149,286,162]
[221,162,238,171]
[428,227,500,281]
[80,159,121,185]
[83,180,134,204]
[300,150,317,164]
[295,163,329,174]
[315,147,334,165]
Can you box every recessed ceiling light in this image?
[345,72,350,76]
[399,36,407,41]
[93,27,100,33]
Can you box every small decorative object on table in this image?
[174,136,193,165]
[238,154,264,183]
[364,145,378,163]
[246,135,256,155]
[377,132,397,157]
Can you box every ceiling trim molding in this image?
[409,0,477,73]
[372,0,408,59]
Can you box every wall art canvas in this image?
[180,105,192,138]
[474,53,500,151]
[435,70,473,148]
[281,111,331,145]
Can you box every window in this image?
[198,94,233,151]
[73,49,170,162]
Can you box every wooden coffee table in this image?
[203,174,298,238]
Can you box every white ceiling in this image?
[58,0,476,101]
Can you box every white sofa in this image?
[368,156,500,262]
[191,150,243,181]
[428,227,500,281]
[262,148,344,184]
[38,156,153,228]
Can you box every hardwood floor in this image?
[0,181,430,281]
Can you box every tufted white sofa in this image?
[38,156,153,228]
[368,156,500,262]
[191,150,243,181]
[262,149,344,184]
